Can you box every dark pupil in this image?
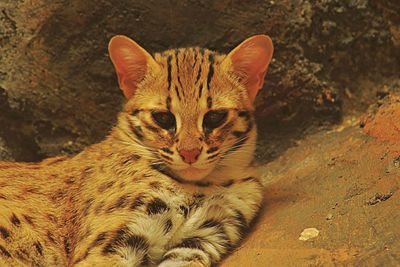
[152,112,176,130]
[203,110,228,131]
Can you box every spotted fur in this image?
[0,35,273,266]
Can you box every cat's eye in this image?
[152,111,176,131]
[203,110,228,131]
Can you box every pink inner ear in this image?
[108,36,148,99]
[229,35,273,102]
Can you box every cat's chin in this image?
[173,167,213,181]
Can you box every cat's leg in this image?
[159,177,264,267]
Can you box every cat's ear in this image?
[108,35,159,98]
[221,35,273,102]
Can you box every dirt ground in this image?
[222,95,400,266]
[1,0,400,266]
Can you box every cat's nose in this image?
[179,148,201,164]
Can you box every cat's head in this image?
[109,35,273,182]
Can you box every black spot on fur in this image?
[179,205,189,218]
[65,176,76,184]
[23,215,34,226]
[164,219,173,233]
[121,154,141,165]
[10,214,21,226]
[177,237,204,249]
[102,243,115,254]
[98,181,115,193]
[103,227,149,257]
[64,238,71,256]
[149,181,162,188]
[107,195,130,212]
[0,226,10,239]
[15,249,29,262]
[126,235,149,251]
[34,241,43,256]
[82,198,94,217]
[193,193,205,200]
[147,198,169,215]
[0,245,11,258]
[47,232,56,243]
[130,194,145,210]
[94,201,104,215]
[92,232,107,247]
[200,219,221,229]
[234,210,248,236]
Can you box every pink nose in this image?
[179,148,201,164]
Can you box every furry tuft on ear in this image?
[108,35,159,98]
[222,35,274,102]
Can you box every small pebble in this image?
[299,228,319,241]
[326,213,333,220]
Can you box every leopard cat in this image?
[0,34,273,266]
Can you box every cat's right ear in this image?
[108,35,159,98]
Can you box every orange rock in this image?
[362,95,400,142]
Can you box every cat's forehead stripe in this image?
[206,53,215,91]
[167,55,172,92]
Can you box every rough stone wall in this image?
[0,0,399,161]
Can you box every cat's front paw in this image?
[158,259,205,267]
[158,248,210,267]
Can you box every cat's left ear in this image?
[221,35,273,102]
[108,35,160,98]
